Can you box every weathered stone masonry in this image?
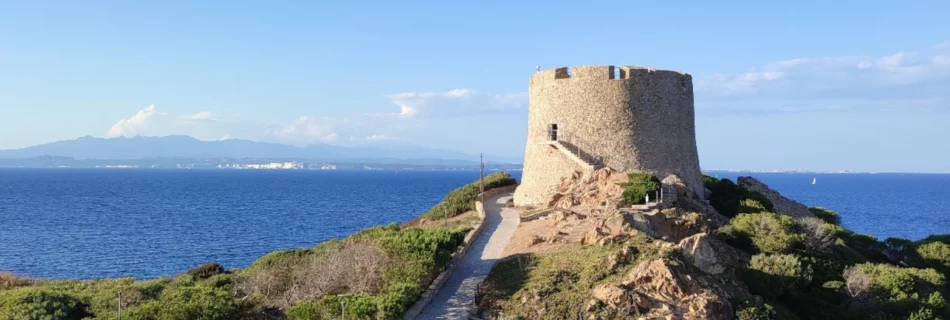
[514,65,704,206]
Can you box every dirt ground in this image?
[502,207,615,257]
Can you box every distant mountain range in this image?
[0,136,521,164]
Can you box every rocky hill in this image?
[476,169,950,320]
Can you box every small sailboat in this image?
[812,177,817,185]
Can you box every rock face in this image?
[545,168,626,209]
[678,233,749,275]
[737,176,815,219]
[590,259,733,320]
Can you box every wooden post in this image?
[479,153,485,198]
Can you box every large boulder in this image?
[589,259,733,319]
[678,233,749,275]
[545,168,626,209]
[737,176,815,219]
[602,212,660,238]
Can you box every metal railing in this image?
[550,130,606,166]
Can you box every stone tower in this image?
[514,65,704,206]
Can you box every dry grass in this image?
[237,242,390,309]
[0,271,34,289]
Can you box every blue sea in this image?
[1,169,948,280]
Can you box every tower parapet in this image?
[514,65,703,206]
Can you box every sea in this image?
[0,169,948,280]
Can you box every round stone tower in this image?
[514,65,704,206]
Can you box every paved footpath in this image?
[416,191,520,319]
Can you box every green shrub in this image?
[920,234,950,246]
[728,213,804,254]
[622,173,660,205]
[421,172,517,220]
[703,177,774,218]
[916,241,950,273]
[745,254,813,298]
[0,287,89,320]
[735,300,780,320]
[738,198,768,214]
[846,263,948,319]
[187,262,226,279]
[150,285,243,319]
[809,207,840,225]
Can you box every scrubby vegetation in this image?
[476,233,670,319]
[703,174,774,218]
[809,206,841,225]
[421,172,517,220]
[705,177,950,320]
[0,224,468,319]
[621,173,660,204]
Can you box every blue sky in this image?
[1,1,948,172]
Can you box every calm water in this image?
[0,169,512,280]
[1,169,948,279]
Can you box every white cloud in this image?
[351,134,401,142]
[695,43,950,114]
[102,87,526,153]
[385,89,527,118]
[107,105,164,137]
[181,111,216,120]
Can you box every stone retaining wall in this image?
[402,184,518,320]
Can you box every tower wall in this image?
[514,65,704,206]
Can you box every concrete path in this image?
[416,191,520,320]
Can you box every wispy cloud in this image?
[695,43,950,115]
[104,88,526,148]
[385,89,527,118]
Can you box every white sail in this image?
[812,178,816,185]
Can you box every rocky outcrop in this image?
[737,176,815,219]
[546,168,626,209]
[589,259,733,320]
[678,233,749,275]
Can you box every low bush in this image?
[920,234,950,246]
[916,241,950,273]
[421,172,517,220]
[622,173,660,205]
[703,176,774,218]
[0,272,34,290]
[809,207,841,225]
[797,217,837,253]
[187,262,226,279]
[745,254,813,299]
[0,287,89,320]
[728,213,804,254]
[738,198,768,214]
[734,300,780,320]
[843,263,948,319]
